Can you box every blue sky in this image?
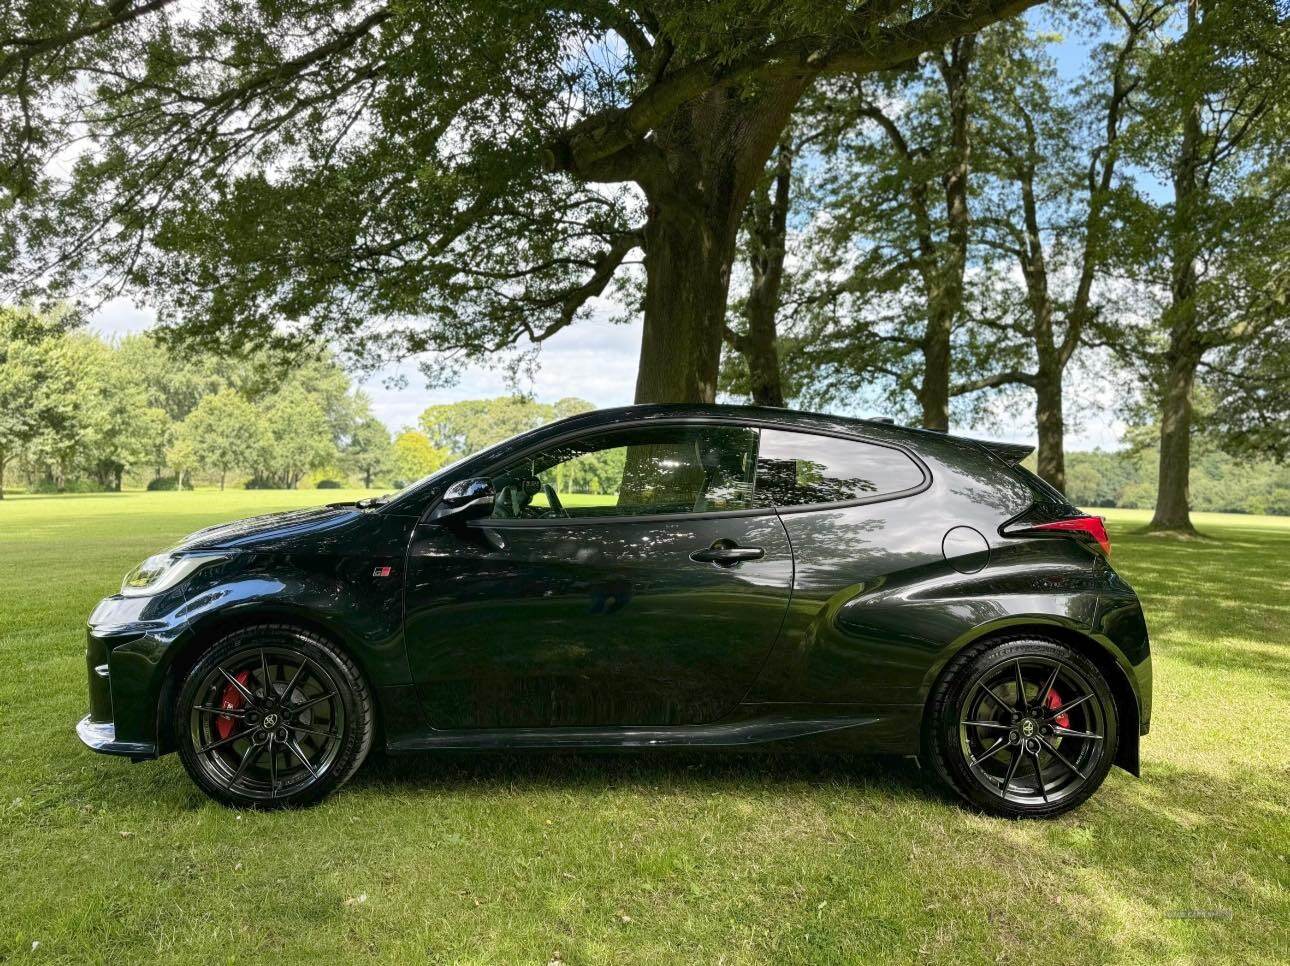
[88,9,1131,451]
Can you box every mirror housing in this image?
[427,478,495,525]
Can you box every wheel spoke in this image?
[284,738,319,779]
[1037,663,1060,709]
[291,724,338,740]
[962,720,1010,730]
[970,738,1009,766]
[268,743,279,793]
[259,649,272,699]
[282,658,310,701]
[228,744,263,788]
[291,690,337,713]
[1001,749,1024,794]
[1029,750,1049,802]
[1013,660,1028,712]
[195,705,247,718]
[1046,692,1093,720]
[198,730,247,755]
[1052,725,1102,741]
[980,681,1012,712]
[1038,736,1088,781]
[218,667,258,706]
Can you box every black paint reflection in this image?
[404,512,793,729]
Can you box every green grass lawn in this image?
[1,493,1286,963]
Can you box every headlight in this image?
[121,552,227,597]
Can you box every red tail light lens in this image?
[1022,516,1111,555]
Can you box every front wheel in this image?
[923,638,1119,818]
[174,625,374,808]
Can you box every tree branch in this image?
[544,0,1041,180]
[0,0,179,79]
[952,369,1036,395]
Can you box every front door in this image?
[403,423,794,729]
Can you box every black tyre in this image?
[174,625,374,809]
[923,637,1119,818]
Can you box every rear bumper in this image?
[76,716,157,760]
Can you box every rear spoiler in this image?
[973,439,1034,465]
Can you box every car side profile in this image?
[78,404,1151,817]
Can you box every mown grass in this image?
[0,493,1286,964]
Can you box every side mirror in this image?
[427,478,495,525]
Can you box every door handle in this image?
[689,543,765,566]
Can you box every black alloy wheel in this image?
[924,638,1119,818]
[175,626,373,808]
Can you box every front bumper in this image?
[78,589,191,761]
[75,715,156,760]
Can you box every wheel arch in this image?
[157,606,384,755]
[920,619,1140,776]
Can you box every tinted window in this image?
[755,429,923,507]
[490,425,765,519]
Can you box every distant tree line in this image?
[1063,448,1288,517]
[0,311,620,499]
[0,307,405,497]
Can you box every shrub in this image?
[315,479,344,489]
[146,476,193,491]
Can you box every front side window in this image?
[489,425,764,520]
[755,429,924,507]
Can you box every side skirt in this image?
[384,711,916,754]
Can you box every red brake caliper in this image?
[1046,687,1070,729]
[214,671,252,740]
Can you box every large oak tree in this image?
[1,0,1038,403]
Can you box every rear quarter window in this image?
[755,429,925,508]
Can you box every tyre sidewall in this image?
[926,637,1120,819]
[174,625,373,809]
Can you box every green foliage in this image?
[253,387,338,490]
[3,320,397,492]
[391,431,453,487]
[419,396,593,460]
[145,476,192,492]
[170,389,263,490]
[0,306,81,497]
[344,412,394,489]
[1062,446,1289,516]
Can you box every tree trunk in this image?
[743,302,785,407]
[1034,368,1065,492]
[635,202,736,403]
[917,37,977,433]
[1149,0,1203,535]
[634,80,807,404]
[220,470,226,491]
[734,141,791,407]
[364,467,373,489]
[919,312,953,432]
[113,465,124,492]
[0,455,6,500]
[1149,345,1200,533]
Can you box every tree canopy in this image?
[1,0,1038,400]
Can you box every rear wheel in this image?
[924,637,1118,818]
[174,625,374,808]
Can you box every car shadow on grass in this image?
[350,748,935,802]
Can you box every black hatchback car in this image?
[78,404,1150,817]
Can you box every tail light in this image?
[1013,515,1111,555]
